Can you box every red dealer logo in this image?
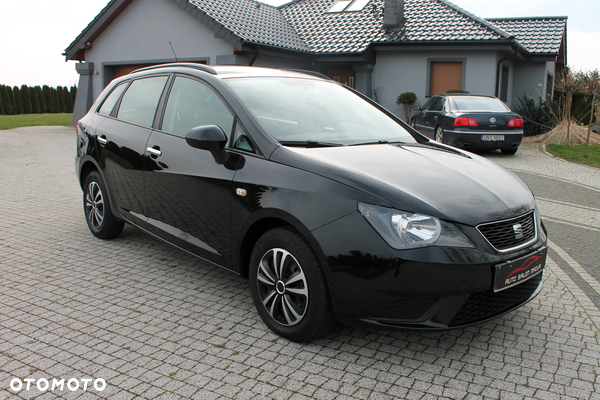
[507,255,541,279]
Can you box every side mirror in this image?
[185,125,229,164]
[413,105,421,111]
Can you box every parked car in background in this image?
[411,94,523,154]
[76,64,547,342]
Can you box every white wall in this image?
[373,50,498,116]
[85,0,235,99]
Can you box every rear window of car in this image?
[98,82,128,116]
[117,76,168,127]
[450,97,510,112]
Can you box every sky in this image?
[0,0,598,88]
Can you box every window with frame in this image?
[116,76,168,127]
[98,82,128,116]
[429,62,463,96]
[162,76,235,138]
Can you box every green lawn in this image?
[0,113,73,130]
[547,144,600,168]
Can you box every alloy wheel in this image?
[85,181,105,229]
[256,248,309,326]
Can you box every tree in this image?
[580,70,600,157]
[52,87,61,113]
[1,86,14,115]
[70,85,78,112]
[37,86,46,113]
[8,86,17,114]
[396,92,417,123]
[42,85,53,113]
[0,86,4,115]
[64,86,74,113]
[20,84,32,114]
[13,86,24,114]
[554,69,584,145]
[29,86,41,114]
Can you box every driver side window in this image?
[162,76,234,138]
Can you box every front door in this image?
[144,75,238,267]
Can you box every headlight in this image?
[358,203,475,250]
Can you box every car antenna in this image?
[169,41,179,62]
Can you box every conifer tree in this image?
[20,84,32,114]
[9,86,18,115]
[42,85,53,113]
[29,86,41,114]
[0,86,5,115]
[52,87,61,113]
[1,86,14,115]
[13,86,24,114]
[64,86,74,113]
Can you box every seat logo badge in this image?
[490,117,497,124]
[236,188,247,197]
[513,223,524,240]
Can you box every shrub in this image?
[396,92,417,122]
[513,95,558,137]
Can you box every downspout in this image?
[249,45,260,66]
[495,56,511,98]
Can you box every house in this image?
[64,0,567,124]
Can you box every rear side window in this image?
[429,97,445,112]
[117,76,168,127]
[98,83,127,116]
[162,76,234,137]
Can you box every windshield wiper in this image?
[349,140,406,146]
[280,140,344,148]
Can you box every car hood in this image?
[272,143,535,226]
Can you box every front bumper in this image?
[444,130,522,151]
[311,211,547,329]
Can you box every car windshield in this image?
[450,97,510,112]
[225,77,416,146]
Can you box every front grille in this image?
[449,273,542,327]
[477,211,536,252]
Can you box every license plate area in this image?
[494,247,547,292]
[482,135,505,141]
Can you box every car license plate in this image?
[494,247,547,292]
[482,135,505,141]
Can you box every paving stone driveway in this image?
[1,127,599,400]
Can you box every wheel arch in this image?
[79,158,101,189]
[235,210,330,283]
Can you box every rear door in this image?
[144,75,238,267]
[423,96,445,139]
[95,75,169,225]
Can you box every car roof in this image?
[129,63,329,81]
[441,94,499,100]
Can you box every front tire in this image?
[249,227,333,342]
[83,171,124,239]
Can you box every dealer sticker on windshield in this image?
[494,247,547,292]
[482,135,505,141]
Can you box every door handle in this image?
[146,146,162,158]
[97,135,108,146]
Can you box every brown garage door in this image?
[113,64,152,79]
[430,62,463,96]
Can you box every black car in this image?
[76,64,547,342]
[411,94,523,154]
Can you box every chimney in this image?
[383,0,405,29]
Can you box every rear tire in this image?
[435,127,444,143]
[83,171,124,239]
[249,227,333,342]
[501,147,519,155]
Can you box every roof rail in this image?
[131,63,217,75]
[285,69,331,80]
